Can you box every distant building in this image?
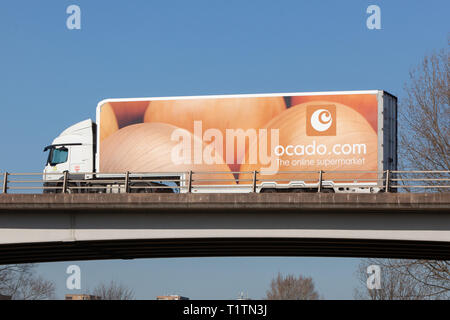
[0,294,12,300]
[156,295,189,300]
[65,294,101,300]
[236,292,251,300]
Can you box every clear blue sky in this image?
[0,0,448,299]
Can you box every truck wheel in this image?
[67,183,78,194]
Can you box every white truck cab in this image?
[43,119,95,183]
[42,118,183,193]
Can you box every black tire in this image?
[91,185,106,193]
[260,188,277,193]
[131,183,153,193]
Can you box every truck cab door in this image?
[43,146,70,181]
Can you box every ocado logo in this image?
[306,105,336,136]
[310,109,333,132]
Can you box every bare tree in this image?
[355,259,449,300]
[91,280,135,300]
[0,264,55,300]
[357,43,450,301]
[265,273,320,300]
[399,43,449,189]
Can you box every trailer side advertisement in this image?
[99,93,379,184]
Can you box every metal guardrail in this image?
[0,170,449,194]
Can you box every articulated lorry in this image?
[43,90,397,193]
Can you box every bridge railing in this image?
[0,170,449,194]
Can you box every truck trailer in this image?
[43,90,397,193]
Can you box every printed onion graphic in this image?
[100,101,150,142]
[108,101,150,128]
[100,123,236,185]
[143,97,286,172]
[239,101,378,184]
[99,103,119,142]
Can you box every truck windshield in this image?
[47,147,68,166]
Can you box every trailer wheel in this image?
[131,183,153,193]
[260,188,277,193]
[137,188,151,193]
[91,185,106,193]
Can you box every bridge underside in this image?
[1,238,450,264]
[0,193,449,264]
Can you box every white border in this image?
[96,90,380,110]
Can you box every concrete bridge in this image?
[0,193,449,264]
